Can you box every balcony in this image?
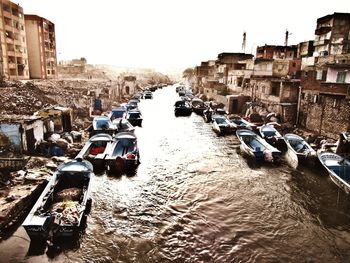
[315,26,332,35]
[314,39,330,46]
[6,38,14,44]
[3,10,12,19]
[7,51,15,56]
[8,63,16,69]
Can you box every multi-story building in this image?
[0,0,29,80]
[24,14,57,79]
[298,13,350,139]
[314,12,350,56]
[256,45,298,60]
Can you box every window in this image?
[271,86,280,96]
[316,70,323,80]
[336,72,346,83]
[333,98,341,108]
[262,86,266,94]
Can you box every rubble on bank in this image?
[0,156,72,237]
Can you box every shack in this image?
[0,115,44,170]
[35,106,73,134]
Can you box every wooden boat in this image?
[284,133,317,168]
[89,116,116,137]
[105,132,140,174]
[126,109,143,127]
[112,118,135,133]
[236,129,281,163]
[75,133,113,171]
[174,100,192,116]
[22,159,94,240]
[318,152,350,194]
[258,122,286,151]
[191,98,206,115]
[211,114,234,135]
[229,115,257,131]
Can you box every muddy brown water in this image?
[1,86,350,262]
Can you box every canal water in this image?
[1,85,350,262]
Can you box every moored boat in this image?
[318,152,350,194]
[236,129,281,163]
[229,115,257,131]
[284,133,316,168]
[211,114,234,135]
[258,122,287,151]
[105,132,140,174]
[75,133,113,171]
[126,109,143,127]
[191,98,206,115]
[22,159,94,241]
[174,100,192,116]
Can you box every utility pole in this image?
[242,31,246,53]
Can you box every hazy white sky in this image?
[16,0,350,73]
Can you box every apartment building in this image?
[314,12,350,56]
[0,0,29,80]
[24,14,57,79]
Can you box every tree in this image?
[182,68,194,79]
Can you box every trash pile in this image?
[50,187,83,225]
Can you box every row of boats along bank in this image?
[21,87,157,243]
[174,84,350,195]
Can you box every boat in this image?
[191,98,206,115]
[318,152,350,194]
[284,133,317,168]
[126,99,139,111]
[112,118,135,133]
[174,100,192,116]
[108,106,127,120]
[75,133,113,171]
[211,114,235,135]
[89,116,116,137]
[105,132,140,174]
[126,109,143,127]
[236,129,281,163]
[258,122,287,151]
[143,91,153,99]
[229,115,257,131]
[22,159,94,241]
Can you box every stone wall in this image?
[299,92,350,139]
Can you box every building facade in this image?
[0,0,29,80]
[24,14,57,79]
[314,12,350,56]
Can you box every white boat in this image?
[75,133,113,171]
[236,129,281,163]
[259,122,286,151]
[211,115,234,135]
[284,133,317,168]
[318,152,350,194]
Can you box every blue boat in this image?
[318,152,350,194]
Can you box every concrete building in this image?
[256,45,298,60]
[297,40,314,58]
[58,57,87,75]
[24,14,57,79]
[0,0,29,80]
[314,12,350,56]
[299,54,350,138]
[227,58,254,93]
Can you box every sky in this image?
[15,0,350,74]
